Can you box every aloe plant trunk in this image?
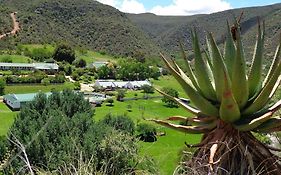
[149,19,281,174]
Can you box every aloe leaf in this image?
[248,21,265,98]
[254,117,281,133]
[156,88,210,117]
[242,60,281,116]
[207,33,226,102]
[231,27,249,109]
[192,30,217,101]
[263,37,281,87]
[219,70,241,123]
[179,42,201,91]
[234,111,273,131]
[160,54,219,117]
[147,119,216,134]
[224,21,236,78]
[170,59,196,89]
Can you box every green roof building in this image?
[3,92,52,110]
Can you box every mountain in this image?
[0,0,161,58]
[128,3,281,60]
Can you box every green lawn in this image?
[0,103,17,136]
[22,44,55,53]
[0,54,32,63]
[22,44,117,65]
[94,96,201,175]
[5,82,75,94]
[152,76,187,97]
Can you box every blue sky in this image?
[97,0,281,15]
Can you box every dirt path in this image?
[0,12,20,40]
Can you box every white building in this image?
[0,62,59,72]
[93,80,151,90]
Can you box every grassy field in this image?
[5,82,75,94]
[0,54,32,63]
[0,76,197,174]
[22,44,55,53]
[21,44,116,65]
[94,93,200,174]
[0,103,17,136]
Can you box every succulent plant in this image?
[149,20,281,174]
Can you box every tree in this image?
[0,78,6,95]
[150,20,281,174]
[116,89,126,101]
[141,84,154,94]
[161,87,179,107]
[53,43,76,63]
[74,58,87,68]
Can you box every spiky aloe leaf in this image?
[248,21,265,98]
[147,119,216,134]
[160,54,219,117]
[219,71,241,123]
[231,27,249,109]
[234,111,273,131]
[156,88,212,118]
[192,30,216,101]
[254,117,281,133]
[242,59,281,116]
[166,116,216,126]
[263,38,281,86]
[171,59,196,89]
[207,33,226,102]
[179,42,201,92]
[224,21,236,77]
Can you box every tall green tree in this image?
[53,44,76,63]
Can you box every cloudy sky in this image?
[96,0,280,15]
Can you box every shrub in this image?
[116,89,126,101]
[0,78,6,95]
[141,84,154,94]
[41,78,50,86]
[73,58,87,68]
[136,123,157,142]
[100,114,135,135]
[161,87,179,107]
[106,98,114,106]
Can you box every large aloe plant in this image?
[149,20,281,174]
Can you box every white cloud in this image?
[96,0,232,15]
[96,0,145,14]
[120,0,146,14]
[150,0,232,16]
[97,0,119,7]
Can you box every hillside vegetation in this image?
[0,0,161,58]
[128,3,281,60]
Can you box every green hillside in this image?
[0,0,162,58]
[128,3,281,60]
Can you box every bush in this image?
[0,136,8,161]
[41,77,50,86]
[73,58,87,68]
[116,89,126,101]
[74,81,81,90]
[100,114,135,135]
[161,87,179,107]
[136,123,157,142]
[141,84,154,94]
[0,78,6,95]
[106,98,114,106]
